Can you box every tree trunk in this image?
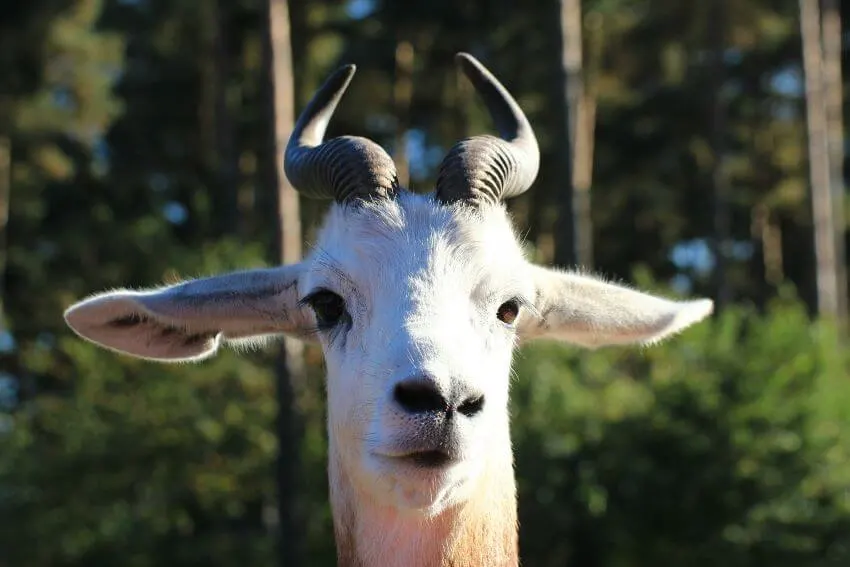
[751,203,784,309]
[268,0,301,268]
[265,1,304,565]
[575,13,604,270]
[821,0,847,328]
[553,0,582,268]
[800,0,841,321]
[394,40,414,188]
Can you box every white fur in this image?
[302,193,528,512]
[64,189,713,544]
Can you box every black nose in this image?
[393,378,485,417]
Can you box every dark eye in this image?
[304,290,347,329]
[496,299,520,325]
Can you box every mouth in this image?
[406,450,454,468]
[375,449,458,470]
[373,422,471,472]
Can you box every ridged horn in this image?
[284,64,399,202]
[434,53,540,206]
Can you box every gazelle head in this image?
[64,54,713,518]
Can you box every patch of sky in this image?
[770,66,803,97]
[670,273,693,295]
[670,238,754,275]
[163,201,188,225]
[347,0,376,19]
[0,331,15,354]
[671,239,715,274]
[405,129,446,181]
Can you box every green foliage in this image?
[1,345,281,567]
[513,300,850,566]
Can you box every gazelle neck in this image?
[328,442,519,567]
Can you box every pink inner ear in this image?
[64,295,222,362]
[107,313,217,349]
[101,313,221,361]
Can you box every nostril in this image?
[393,380,448,414]
[457,394,485,417]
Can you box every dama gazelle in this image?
[64,53,713,567]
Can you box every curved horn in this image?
[434,53,540,206]
[284,64,399,202]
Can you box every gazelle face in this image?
[62,52,713,522]
[304,193,531,511]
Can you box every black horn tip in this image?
[434,52,540,206]
[288,63,359,151]
[323,64,357,94]
[285,61,400,203]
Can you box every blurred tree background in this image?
[1,0,849,565]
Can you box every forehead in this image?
[303,192,529,294]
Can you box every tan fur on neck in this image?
[329,445,519,567]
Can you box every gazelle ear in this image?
[518,265,713,349]
[64,264,316,362]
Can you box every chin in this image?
[365,452,480,514]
